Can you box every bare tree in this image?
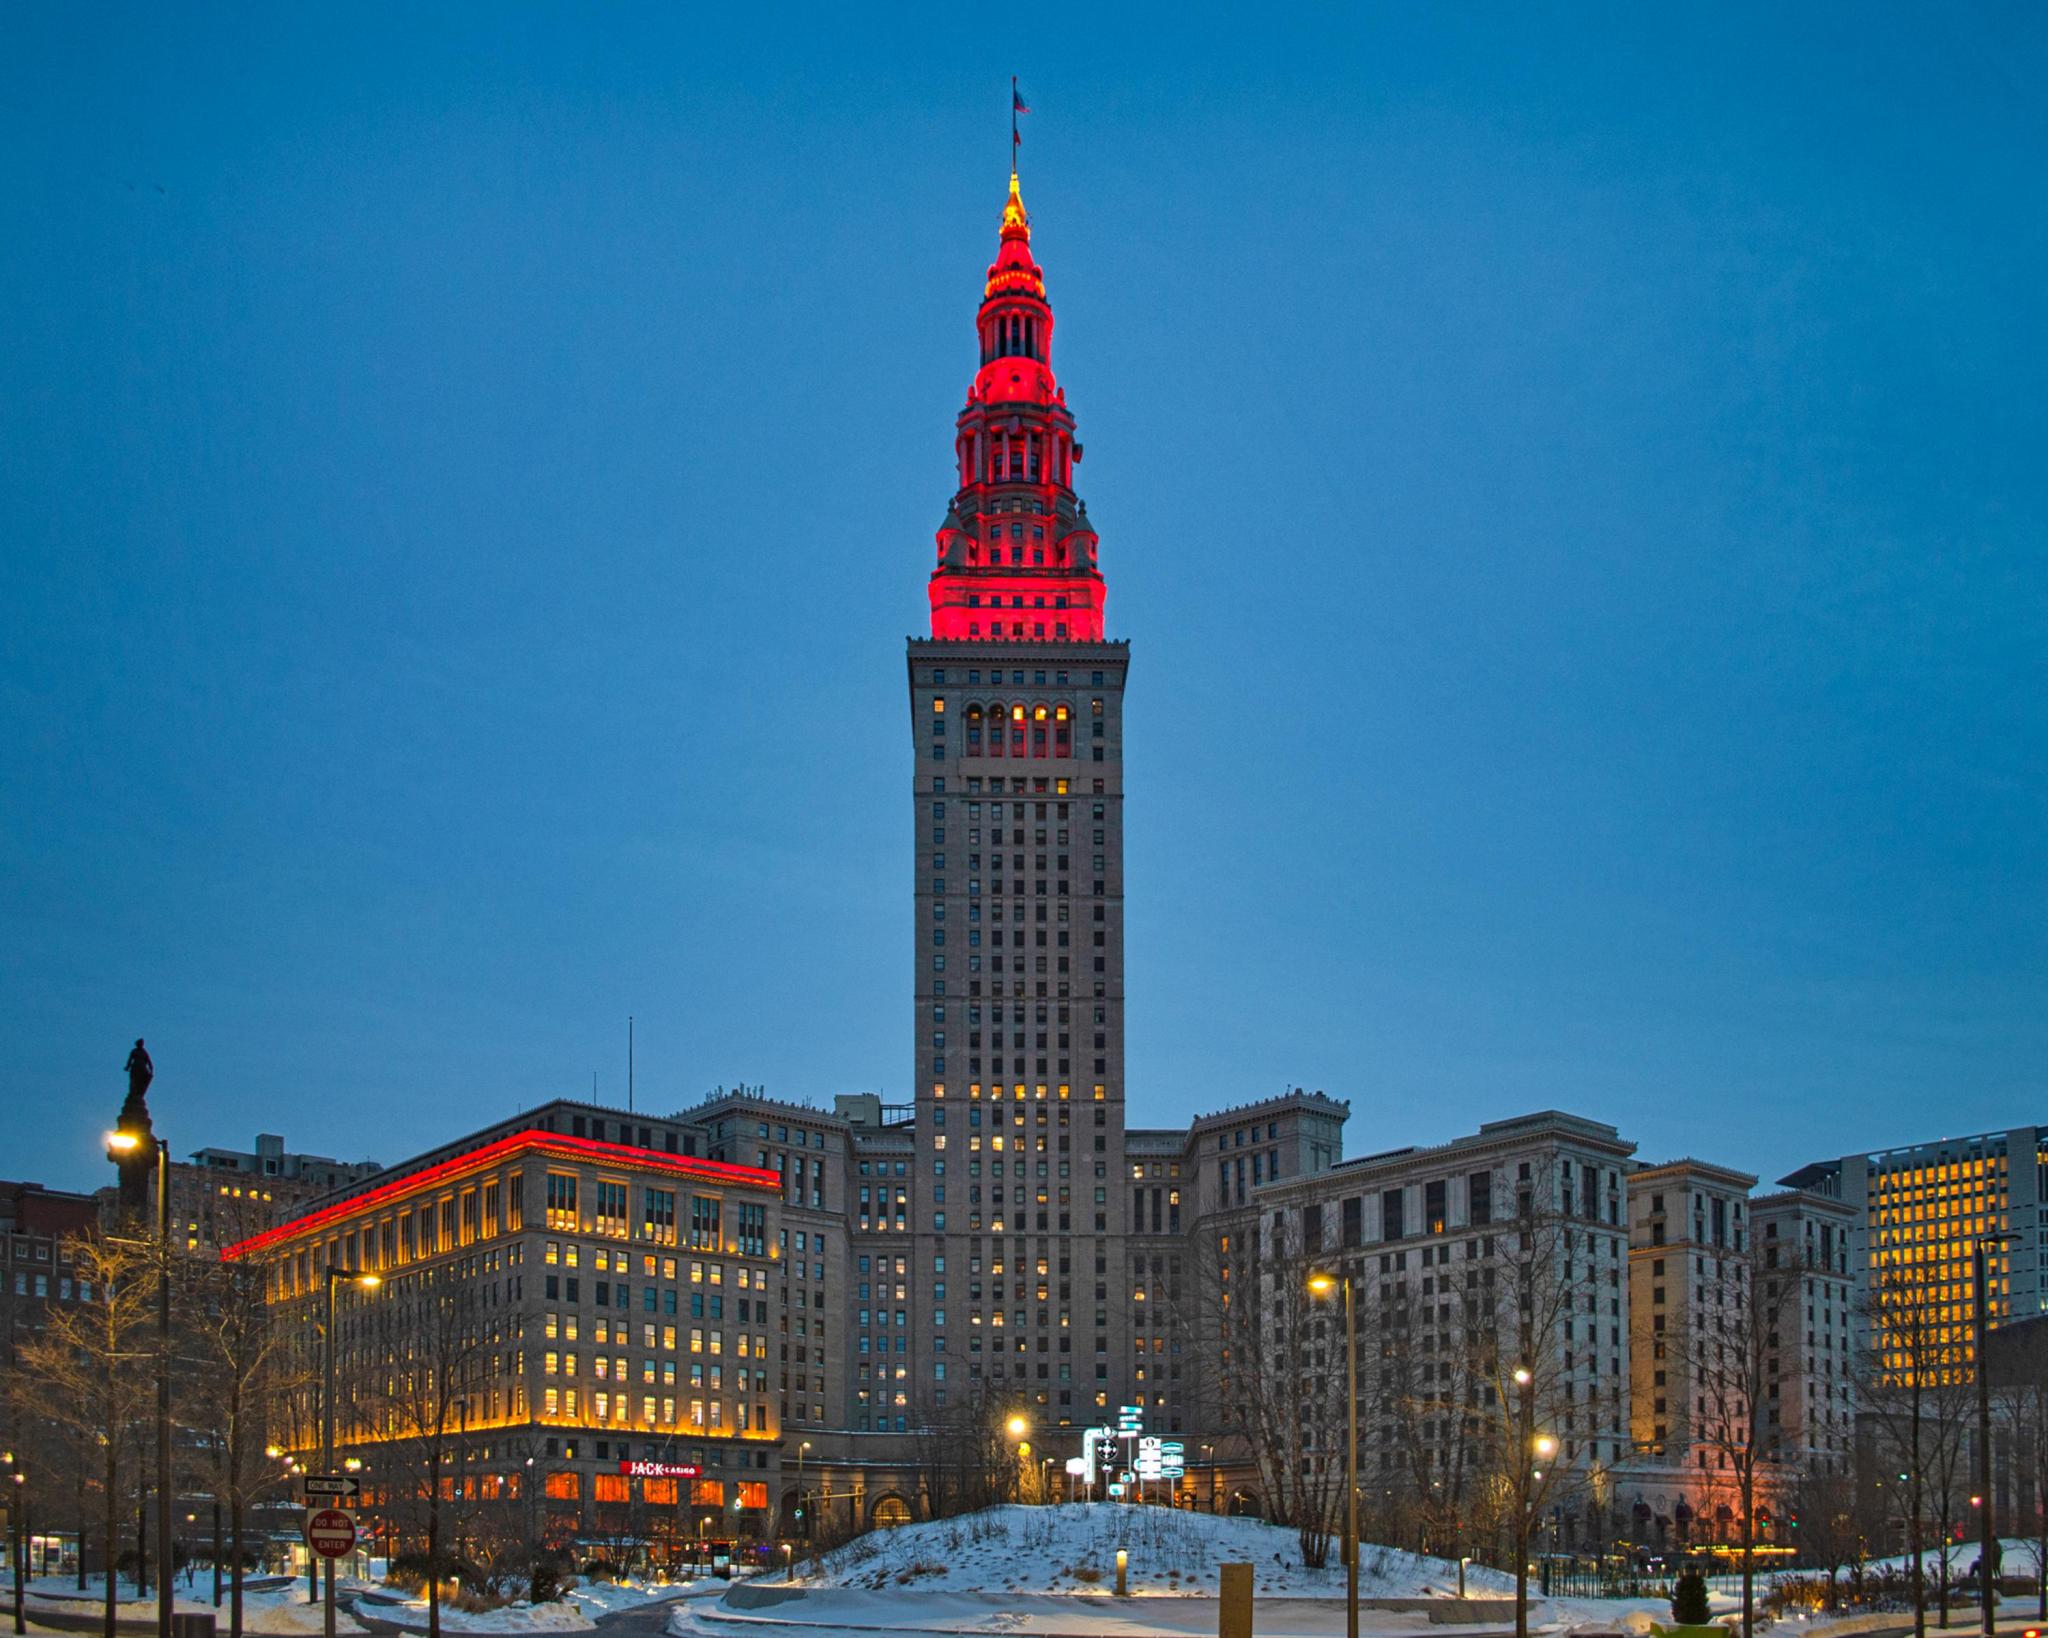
[1365,1256,1492,1560]
[1205,1204,1346,1567]
[1480,1184,1608,1638]
[1865,1263,1975,1638]
[1665,1237,1807,1637]
[10,1233,155,1638]
[905,1379,1028,1520]
[351,1266,487,1638]
[1790,1460,1862,1609]
[1994,1371,2048,1620]
[181,1252,305,1637]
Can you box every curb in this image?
[688,1603,1523,1638]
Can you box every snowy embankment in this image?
[786,1504,1517,1600]
[359,1577,696,1633]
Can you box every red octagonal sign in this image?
[305,1508,356,1559]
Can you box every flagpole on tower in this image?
[1011,75,1020,176]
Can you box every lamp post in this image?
[1309,1271,1358,1638]
[1976,1233,2016,1638]
[1005,1417,1029,1505]
[7,1456,25,1638]
[1511,1365,1536,1638]
[795,1442,810,1544]
[106,1128,172,1638]
[321,1267,380,1638]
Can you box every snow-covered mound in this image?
[797,1504,1518,1599]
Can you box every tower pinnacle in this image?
[927,171,1104,643]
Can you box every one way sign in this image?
[302,1475,360,1498]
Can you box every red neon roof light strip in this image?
[220,1130,781,1262]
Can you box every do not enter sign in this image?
[305,1508,356,1559]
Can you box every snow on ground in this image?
[566,1578,701,1617]
[363,1575,695,1632]
[789,1504,1518,1600]
[1820,1537,2038,1580]
[15,1572,365,1631]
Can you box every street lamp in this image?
[106,1128,173,1638]
[1308,1271,1358,1638]
[320,1267,380,1638]
[1976,1232,2017,1638]
[1004,1417,1030,1506]
[6,1455,25,1638]
[1508,1365,1538,1638]
[795,1442,811,1544]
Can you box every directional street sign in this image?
[302,1475,360,1498]
[304,1508,356,1559]
[1082,1426,1119,1484]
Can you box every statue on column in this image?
[111,1037,159,1224]
[123,1038,154,1113]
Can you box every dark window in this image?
[1381,1189,1405,1242]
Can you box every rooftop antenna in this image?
[629,1016,635,1114]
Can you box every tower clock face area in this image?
[900,170,1141,1428]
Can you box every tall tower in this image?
[906,170,1132,1432]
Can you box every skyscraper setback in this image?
[906,165,1135,1427]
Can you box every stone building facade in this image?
[227,1116,789,1544]
[0,1179,101,1471]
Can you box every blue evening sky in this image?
[4,5,2043,1193]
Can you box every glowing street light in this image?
[1308,1270,1359,1638]
[1005,1415,1029,1439]
[1510,1364,1538,1638]
[317,1266,380,1637]
[104,1124,172,1638]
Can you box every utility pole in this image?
[1977,1235,2015,1638]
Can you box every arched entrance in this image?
[870,1494,912,1529]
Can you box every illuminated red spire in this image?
[928,171,1104,643]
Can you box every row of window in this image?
[928,669,1107,688]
